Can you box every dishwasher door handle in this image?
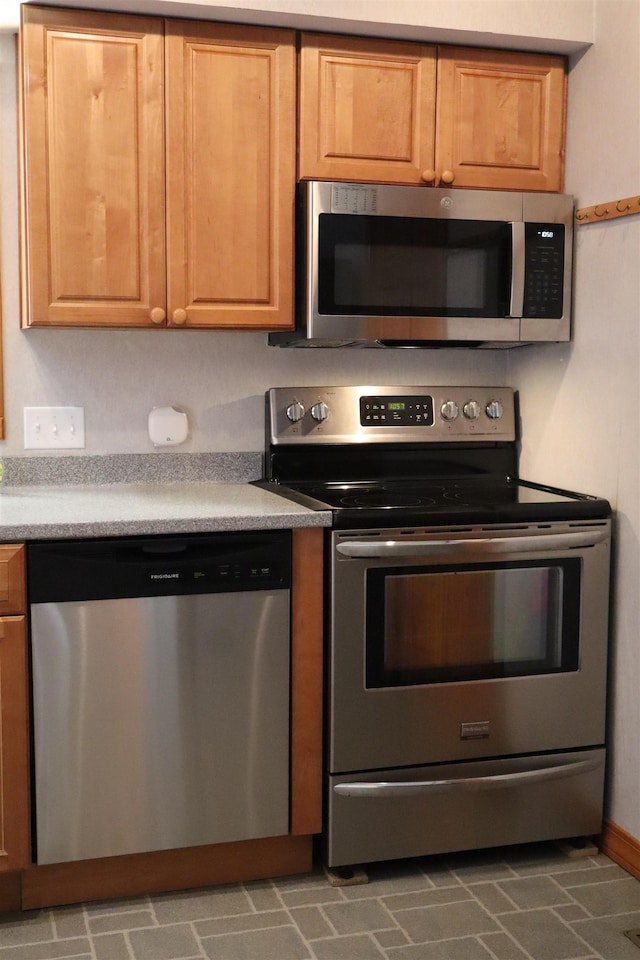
[333,756,602,798]
[336,529,608,560]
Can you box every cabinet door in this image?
[436,47,566,192]
[20,6,166,327]
[0,617,30,872]
[165,21,295,328]
[299,33,436,185]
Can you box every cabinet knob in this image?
[421,169,437,183]
[172,308,188,326]
[150,307,166,325]
[441,170,455,184]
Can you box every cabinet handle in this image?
[421,169,436,183]
[441,170,455,184]
[149,307,166,325]
[172,308,188,326]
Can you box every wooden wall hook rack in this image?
[575,194,640,225]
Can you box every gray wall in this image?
[511,0,640,838]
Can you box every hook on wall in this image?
[576,194,640,225]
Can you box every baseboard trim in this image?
[601,820,640,880]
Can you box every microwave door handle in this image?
[333,756,601,798]
[336,529,608,559]
[509,221,525,318]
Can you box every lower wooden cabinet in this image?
[0,546,30,876]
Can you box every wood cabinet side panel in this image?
[0,617,30,873]
[290,528,323,836]
[165,20,295,328]
[436,46,566,192]
[20,6,166,327]
[299,32,436,185]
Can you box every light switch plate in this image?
[24,406,85,449]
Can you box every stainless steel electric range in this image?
[260,386,612,868]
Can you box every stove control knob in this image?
[311,401,329,422]
[463,400,481,420]
[286,401,305,423]
[440,400,459,422]
[485,399,504,420]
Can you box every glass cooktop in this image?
[265,477,611,528]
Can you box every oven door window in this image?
[317,214,512,318]
[366,560,580,688]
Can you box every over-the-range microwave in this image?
[269,180,574,349]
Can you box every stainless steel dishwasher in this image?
[28,530,291,865]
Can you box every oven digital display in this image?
[360,396,434,426]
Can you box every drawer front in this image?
[0,545,25,616]
[327,749,605,867]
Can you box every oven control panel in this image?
[268,386,515,444]
[360,396,434,426]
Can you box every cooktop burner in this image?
[259,386,612,528]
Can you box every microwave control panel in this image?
[523,223,565,319]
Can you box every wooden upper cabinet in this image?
[299,34,566,192]
[436,47,567,192]
[19,6,166,327]
[165,21,295,328]
[19,7,296,329]
[298,33,437,185]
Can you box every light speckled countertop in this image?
[0,454,331,541]
[0,481,330,541]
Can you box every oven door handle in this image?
[336,529,608,559]
[333,756,602,798]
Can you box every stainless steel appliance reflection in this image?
[29,532,291,865]
[260,385,611,868]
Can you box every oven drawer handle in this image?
[336,530,608,559]
[333,757,602,798]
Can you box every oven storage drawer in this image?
[326,748,605,867]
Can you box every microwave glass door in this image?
[366,559,581,688]
[317,215,512,318]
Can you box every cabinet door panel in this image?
[165,21,295,328]
[436,47,566,192]
[299,33,436,185]
[20,7,166,326]
[0,617,30,872]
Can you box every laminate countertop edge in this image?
[0,481,331,541]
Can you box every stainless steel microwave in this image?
[269,181,574,349]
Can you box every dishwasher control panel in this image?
[28,531,291,603]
